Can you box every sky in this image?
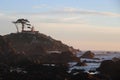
[0,0,120,51]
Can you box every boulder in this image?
[97,60,120,80]
[81,51,95,59]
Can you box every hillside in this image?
[1,32,79,64]
[4,32,76,55]
[0,35,33,65]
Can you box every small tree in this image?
[13,18,30,32]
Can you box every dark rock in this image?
[81,51,95,59]
[0,35,32,66]
[112,57,120,62]
[42,51,80,64]
[97,60,120,80]
[75,62,87,66]
[5,32,75,55]
[3,32,79,64]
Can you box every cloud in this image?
[8,7,120,23]
[51,7,120,17]
[29,7,120,17]
[9,12,86,24]
[0,7,119,27]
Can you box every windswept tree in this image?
[13,19,30,32]
[12,21,19,33]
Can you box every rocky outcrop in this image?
[97,60,120,80]
[112,57,120,62]
[81,51,95,59]
[0,35,16,65]
[0,35,16,55]
[5,32,75,55]
[0,35,31,66]
[74,62,87,66]
[0,32,79,65]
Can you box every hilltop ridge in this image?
[4,32,76,55]
[0,32,80,64]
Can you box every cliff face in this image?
[5,32,74,55]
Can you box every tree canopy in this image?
[13,18,30,32]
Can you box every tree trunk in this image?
[22,23,24,32]
[15,24,19,33]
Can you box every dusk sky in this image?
[0,0,120,51]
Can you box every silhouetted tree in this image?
[13,19,30,32]
[12,21,19,33]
